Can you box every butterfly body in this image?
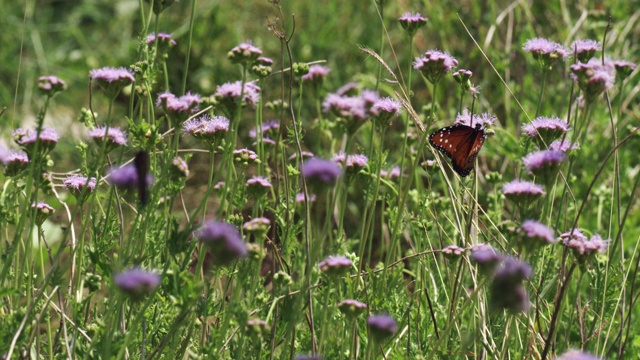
[428,124,486,177]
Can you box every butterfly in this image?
[428,123,486,177]
[134,150,150,205]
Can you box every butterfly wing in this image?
[134,150,150,205]
[428,125,486,177]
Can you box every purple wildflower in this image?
[107,164,154,189]
[214,81,261,115]
[441,245,465,259]
[337,299,368,318]
[227,41,263,65]
[570,39,601,63]
[331,151,346,164]
[182,115,229,146]
[562,230,609,257]
[295,192,316,204]
[554,349,601,360]
[549,139,579,153]
[3,150,29,175]
[336,82,359,96]
[156,91,201,115]
[318,255,353,276]
[249,119,279,138]
[453,109,496,127]
[38,75,67,96]
[323,93,367,120]
[301,158,342,190]
[346,154,368,169]
[380,166,402,179]
[242,217,271,238]
[371,97,402,128]
[246,176,272,198]
[521,116,570,142]
[13,127,59,154]
[89,126,128,148]
[489,257,532,312]
[250,56,273,78]
[302,65,331,82]
[521,220,556,245]
[413,49,458,84]
[523,38,569,68]
[398,12,427,35]
[471,245,503,272]
[146,32,176,46]
[502,180,546,203]
[171,157,189,178]
[234,148,259,164]
[194,221,248,265]
[522,150,566,178]
[63,175,98,198]
[114,268,160,299]
[367,314,398,342]
[288,151,315,161]
[90,67,135,96]
[570,58,615,102]
[452,69,473,90]
[613,60,636,80]
[32,201,55,226]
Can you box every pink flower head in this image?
[398,12,427,35]
[453,109,496,127]
[413,49,458,84]
[302,65,331,82]
[570,39,601,63]
[523,38,569,67]
[228,40,263,65]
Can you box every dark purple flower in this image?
[38,75,67,96]
[301,158,342,190]
[338,299,368,318]
[522,150,566,178]
[107,163,154,189]
[548,139,579,153]
[613,60,636,80]
[471,245,503,272]
[453,110,496,127]
[32,201,55,226]
[89,126,128,148]
[523,38,569,68]
[367,313,398,341]
[521,220,556,245]
[413,49,458,84]
[493,257,532,284]
[318,255,353,276]
[570,39,601,63]
[521,116,570,141]
[302,65,331,82]
[227,41,263,65]
[398,12,427,35]
[114,268,160,298]
[182,115,230,146]
[489,257,532,312]
[194,221,248,264]
[554,349,601,360]
[570,58,615,102]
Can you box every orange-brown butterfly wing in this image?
[428,125,486,177]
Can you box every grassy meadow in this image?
[1,0,640,359]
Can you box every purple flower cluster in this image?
[64,175,98,198]
[453,110,496,127]
[554,349,601,360]
[371,97,402,128]
[502,180,546,203]
[413,49,458,84]
[613,60,637,80]
[521,220,556,246]
[522,150,566,177]
[322,88,382,134]
[249,119,279,138]
[441,244,465,259]
[561,229,609,258]
[337,299,368,318]
[13,127,59,155]
[214,81,261,114]
[246,176,272,198]
[156,91,202,116]
[367,313,398,342]
[182,115,230,146]
[453,69,473,89]
[194,220,248,265]
[89,126,128,149]
[380,166,402,180]
[90,67,135,96]
[301,65,330,82]
[114,268,160,299]
[490,257,532,312]
[523,38,569,68]
[398,12,427,35]
[227,41,263,65]
[301,158,342,191]
[146,32,176,46]
[2,150,29,175]
[38,75,67,96]
[570,58,616,102]
[171,157,189,178]
[234,148,259,164]
[548,139,579,153]
[242,217,271,237]
[570,39,601,63]
[318,255,353,276]
[32,201,55,225]
[521,116,570,141]
[346,154,368,170]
